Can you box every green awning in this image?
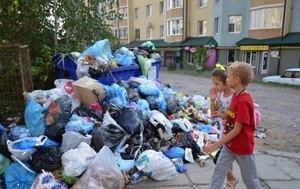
[182,37,218,47]
[123,36,218,49]
[236,32,300,46]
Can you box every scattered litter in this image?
[256,127,267,132]
[255,133,265,138]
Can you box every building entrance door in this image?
[261,52,268,74]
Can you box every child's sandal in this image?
[222,177,239,189]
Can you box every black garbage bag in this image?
[72,106,103,122]
[128,80,140,89]
[171,122,185,134]
[143,122,158,141]
[121,134,142,160]
[166,95,181,114]
[126,88,139,102]
[0,174,6,189]
[116,108,141,135]
[0,129,11,158]
[44,122,66,142]
[91,124,127,152]
[45,94,72,126]
[173,132,201,159]
[29,145,62,173]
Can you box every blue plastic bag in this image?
[8,126,31,141]
[25,98,46,137]
[5,162,37,189]
[65,114,94,134]
[81,39,112,61]
[104,84,129,107]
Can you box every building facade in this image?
[109,0,300,75]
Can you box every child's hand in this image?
[211,111,221,118]
[209,87,218,100]
[212,111,226,119]
[203,143,218,155]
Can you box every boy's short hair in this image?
[227,62,254,86]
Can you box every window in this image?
[146,4,152,17]
[167,0,183,10]
[228,15,242,33]
[112,28,118,38]
[120,7,127,18]
[198,20,207,36]
[135,8,140,19]
[167,19,183,35]
[244,51,257,67]
[214,17,219,34]
[135,28,140,40]
[199,0,207,7]
[119,27,128,39]
[227,50,235,63]
[147,27,153,39]
[160,2,164,14]
[160,25,164,38]
[186,52,194,64]
[250,7,283,29]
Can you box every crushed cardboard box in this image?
[72,76,105,106]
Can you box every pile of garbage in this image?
[53,39,161,82]
[0,40,224,189]
[0,73,222,188]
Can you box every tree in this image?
[191,46,210,73]
[0,0,121,89]
[54,0,122,53]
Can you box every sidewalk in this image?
[126,150,300,189]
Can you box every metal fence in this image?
[0,45,33,125]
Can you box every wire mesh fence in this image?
[0,45,33,126]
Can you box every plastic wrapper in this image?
[72,146,124,189]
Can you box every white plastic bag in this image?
[7,135,47,162]
[31,170,67,189]
[136,150,178,181]
[60,131,92,153]
[61,142,96,177]
[149,110,173,139]
[72,146,124,189]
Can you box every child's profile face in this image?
[211,76,227,92]
[226,70,237,88]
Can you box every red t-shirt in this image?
[224,92,255,155]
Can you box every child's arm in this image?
[211,111,227,119]
[209,88,218,113]
[204,121,243,153]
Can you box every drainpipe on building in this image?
[277,0,288,75]
[182,0,187,42]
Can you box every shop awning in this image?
[236,32,300,46]
[182,37,218,47]
[123,36,218,49]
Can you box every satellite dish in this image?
[148,22,153,29]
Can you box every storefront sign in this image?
[240,46,269,51]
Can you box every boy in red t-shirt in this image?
[204,62,261,189]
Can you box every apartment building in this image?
[235,0,300,75]
[110,0,300,75]
[110,0,217,68]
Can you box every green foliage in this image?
[0,0,121,89]
[54,0,121,53]
[31,45,56,90]
[191,46,210,73]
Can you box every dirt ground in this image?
[159,70,300,153]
